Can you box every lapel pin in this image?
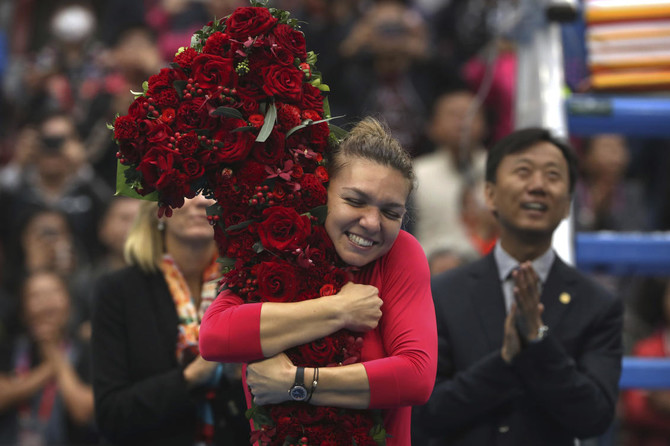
[559,292,571,304]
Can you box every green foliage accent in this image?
[232,126,254,133]
[115,161,158,201]
[245,404,274,426]
[252,241,265,254]
[305,205,328,224]
[225,219,253,232]
[211,106,244,120]
[322,96,331,119]
[370,424,387,445]
[256,101,276,142]
[306,51,318,66]
[190,17,225,52]
[216,257,236,267]
[173,80,188,99]
[328,124,349,143]
[285,116,344,139]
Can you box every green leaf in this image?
[216,257,236,267]
[306,51,318,66]
[252,241,265,254]
[256,101,276,142]
[231,126,254,133]
[211,106,244,120]
[370,424,387,445]
[115,160,159,201]
[317,83,330,92]
[225,219,253,232]
[306,205,328,224]
[322,96,331,119]
[142,80,148,94]
[328,123,349,142]
[173,80,187,98]
[285,116,344,139]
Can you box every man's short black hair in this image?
[485,127,578,193]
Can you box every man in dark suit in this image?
[414,128,623,445]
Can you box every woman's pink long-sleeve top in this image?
[200,230,437,445]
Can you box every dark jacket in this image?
[415,253,623,445]
[92,266,249,446]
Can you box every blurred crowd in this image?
[0,0,670,444]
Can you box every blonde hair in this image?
[124,201,164,272]
[328,117,415,193]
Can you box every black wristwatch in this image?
[288,366,309,401]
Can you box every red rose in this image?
[225,7,278,39]
[159,108,176,124]
[257,206,311,252]
[175,131,200,156]
[237,95,259,116]
[255,260,298,302]
[270,24,307,60]
[290,164,304,180]
[118,140,144,164]
[210,126,255,163]
[191,54,235,92]
[202,31,231,56]
[301,83,324,112]
[128,96,150,119]
[299,337,338,365]
[248,113,264,128]
[315,165,329,183]
[181,157,204,180]
[146,122,173,145]
[262,65,304,102]
[176,97,216,131]
[114,115,139,140]
[319,284,336,296]
[173,47,199,69]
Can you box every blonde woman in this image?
[91,195,249,446]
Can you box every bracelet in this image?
[305,367,319,403]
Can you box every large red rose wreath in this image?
[111,2,386,445]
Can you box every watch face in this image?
[289,385,308,401]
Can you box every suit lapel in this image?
[470,255,507,349]
[540,256,577,329]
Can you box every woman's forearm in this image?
[259,297,344,357]
[305,364,370,409]
[0,364,53,412]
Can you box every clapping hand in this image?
[501,262,545,363]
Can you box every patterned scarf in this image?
[160,254,222,445]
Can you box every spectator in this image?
[0,269,97,445]
[0,111,112,263]
[622,278,670,446]
[92,197,249,446]
[412,88,489,270]
[575,134,650,232]
[337,0,436,154]
[415,127,623,445]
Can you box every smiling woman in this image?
[199,117,437,446]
